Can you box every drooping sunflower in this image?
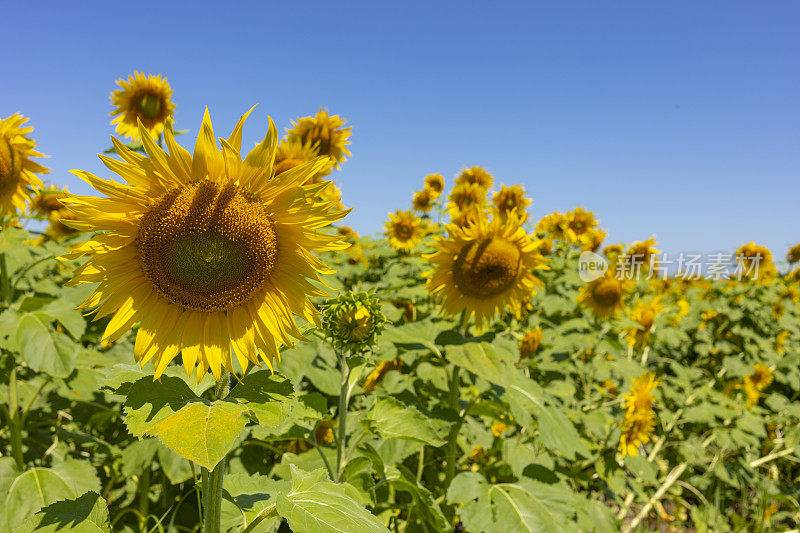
[623,236,660,268]
[31,185,66,217]
[0,114,49,216]
[423,173,445,197]
[618,411,656,458]
[412,189,435,214]
[518,327,543,359]
[787,243,800,264]
[455,166,493,189]
[425,213,547,328]
[61,108,349,380]
[492,184,531,222]
[736,242,777,282]
[385,210,427,253]
[286,108,351,167]
[578,272,630,320]
[110,72,176,141]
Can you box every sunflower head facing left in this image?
[286,108,352,167]
[0,114,49,217]
[61,108,349,381]
[425,213,547,329]
[110,72,176,141]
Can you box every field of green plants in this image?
[1,83,799,532]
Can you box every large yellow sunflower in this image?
[535,212,569,241]
[0,114,49,216]
[578,272,630,320]
[455,166,493,189]
[736,242,777,282]
[412,189,435,214]
[286,108,351,167]
[385,210,427,252]
[425,214,547,328]
[273,138,333,180]
[61,108,349,380]
[565,207,597,243]
[492,184,531,222]
[110,72,176,141]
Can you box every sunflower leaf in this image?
[13,491,111,533]
[361,396,448,446]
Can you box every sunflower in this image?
[746,363,774,392]
[412,189,435,214]
[492,184,531,222]
[425,213,547,328]
[565,207,597,243]
[61,108,349,380]
[602,243,624,260]
[626,297,663,348]
[447,182,486,217]
[273,139,333,180]
[535,212,569,241]
[788,243,800,264]
[286,108,351,167]
[362,358,403,394]
[519,328,543,359]
[618,411,656,458]
[385,210,427,252]
[623,236,659,268]
[623,372,660,415]
[455,166,493,189]
[336,225,359,241]
[578,272,630,320]
[736,242,777,282]
[0,114,49,216]
[423,173,445,197]
[110,72,176,141]
[31,186,66,217]
[582,227,607,252]
[450,206,484,228]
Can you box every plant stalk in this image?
[8,366,24,470]
[443,365,461,488]
[202,368,230,533]
[0,252,10,304]
[336,350,351,482]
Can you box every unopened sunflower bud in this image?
[321,292,386,353]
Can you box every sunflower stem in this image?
[0,252,10,304]
[202,368,230,533]
[335,350,351,483]
[7,366,24,470]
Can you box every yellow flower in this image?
[623,372,660,416]
[582,227,607,252]
[362,358,403,394]
[425,213,547,329]
[286,108,351,167]
[423,173,445,197]
[273,139,333,181]
[492,184,531,222]
[787,243,800,264]
[746,363,774,392]
[578,273,629,320]
[535,212,569,241]
[491,419,512,437]
[519,328,543,359]
[602,244,624,261]
[30,186,66,217]
[735,242,777,283]
[61,108,349,380]
[565,207,597,243]
[618,411,656,458]
[455,166,493,189]
[743,379,761,408]
[447,182,487,217]
[623,236,660,268]
[110,72,176,141]
[776,330,790,355]
[0,114,49,216]
[322,292,386,353]
[336,225,359,241]
[385,210,427,252]
[315,421,335,446]
[412,189,435,214]
[450,206,484,228]
[626,297,663,348]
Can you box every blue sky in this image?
[3,1,798,261]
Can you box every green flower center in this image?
[137,93,163,120]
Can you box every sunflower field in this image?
[1,73,799,533]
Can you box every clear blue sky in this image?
[4,1,798,261]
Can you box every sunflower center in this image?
[593,278,622,308]
[453,237,521,299]
[137,180,278,312]
[137,93,163,120]
[396,223,413,239]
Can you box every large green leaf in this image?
[222,472,287,531]
[445,340,517,386]
[14,313,77,378]
[386,466,449,532]
[149,400,249,469]
[229,370,296,426]
[13,491,110,533]
[275,466,389,533]
[362,396,447,446]
[122,375,199,437]
[447,473,576,533]
[4,468,79,529]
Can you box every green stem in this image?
[8,367,24,470]
[443,365,461,488]
[0,252,10,304]
[202,368,230,533]
[137,466,152,531]
[335,350,351,482]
